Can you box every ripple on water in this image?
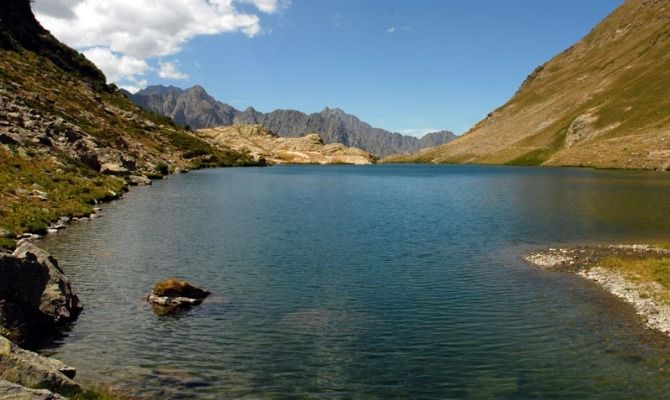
[37,165,670,399]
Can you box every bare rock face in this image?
[147,279,210,313]
[0,380,67,400]
[199,125,375,165]
[0,336,80,397]
[0,244,81,344]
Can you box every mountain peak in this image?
[321,107,346,116]
[129,87,455,157]
[136,85,183,96]
[188,85,207,94]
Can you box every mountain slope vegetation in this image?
[388,0,670,170]
[0,0,257,238]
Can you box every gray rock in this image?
[0,337,79,396]
[12,244,81,324]
[127,175,152,186]
[0,244,81,343]
[0,380,67,400]
[147,294,204,307]
[147,279,210,314]
[98,150,136,176]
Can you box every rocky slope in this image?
[131,85,456,157]
[0,0,258,238]
[198,125,375,165]
[388,0,670,170]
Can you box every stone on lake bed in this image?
[146,279,210,312]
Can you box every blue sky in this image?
[36,0,623,136]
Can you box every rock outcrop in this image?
[199,125,375,165]
[0,380,67,400]
[0,244,81,344]
[0,336,80,396]
[130,85,456,157]
[147,278,210,312]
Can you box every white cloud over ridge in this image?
[159,61,188,80]
[82,47,149,82]
[33,0,285,89]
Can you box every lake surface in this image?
[39,165,670,399]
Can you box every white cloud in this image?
[82,47,149,82]
[119,80,148,95]
[387,26,410,34]
[32,0,285,86]
[159,61,188,80]
[33,0,83,19]
[240,0,290,14]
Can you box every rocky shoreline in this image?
[0,243,85,399]
[0,173,214,399]
[525,244,670,335]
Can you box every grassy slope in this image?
[387,0,670,170]
[0,44,257,240]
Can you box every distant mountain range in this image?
[129,85,456,157]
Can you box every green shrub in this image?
[0,237,16,250]
[155,163,170,175]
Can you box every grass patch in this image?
[0,237,16,250]
[0,148,126,234]
[505,148,553,166]
[598,255,670,290]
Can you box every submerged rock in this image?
[0,244,81,344]
[0,336,80,396]
[147,279,210,313]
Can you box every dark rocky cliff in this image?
[0,0,106,84]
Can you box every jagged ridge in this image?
[130,85,456,157]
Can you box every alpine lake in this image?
[38,165,670,399]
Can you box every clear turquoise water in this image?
[39,165,670,399]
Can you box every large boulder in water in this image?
[147,278,210,312]
[0,336,80,396]
[0,243,81,344]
